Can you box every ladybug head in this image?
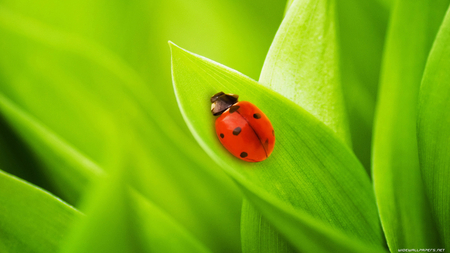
[211,92,239,116]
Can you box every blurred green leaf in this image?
[0,92,102,203]
[0,0,284,129]
[62,167,211,253]
[243,0,353,251]
[0,169,80,253]
[417,6,450,247]
[336,0,389,170]
[170,43,385,252]
[372,0,450,251]
[0,7,243,252]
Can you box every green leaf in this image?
[336,0,389,170]
[417,6,450,247]
[170,42,385,252]
[61,167,211,253]
[0,169,80,253]
[243,0,353,251]
[372,0,450,251]
[260,0,350,146]
[283,0,295,16]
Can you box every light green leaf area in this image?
[62,168,211,253]
[0,6,130,172]
[417,7,450,247]
[283,0,295,16]
[373,0,450,251]
[243,0,352,251]
[0,170,80,253]
[170,43,385,252]
[336,0,389,170]
[0,8,242,252]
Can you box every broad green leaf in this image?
[62,167,211,253]
[373,0,450,251]
[243,0,352,251]
[170,43,385,252]
[0,7,242,252]
[0,169,80,253]
[417,6,450,247]
[336,0,389,170]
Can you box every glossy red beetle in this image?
[211,92,275,162]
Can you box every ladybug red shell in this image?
[211,92,275,162]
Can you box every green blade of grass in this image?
[417,6,450,247]
[243,0,355,251]
[61,167,211,253]
[170,42,386,252]
[0,169,80,253]
[372,0,450,251]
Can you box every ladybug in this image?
[211,92,275,162]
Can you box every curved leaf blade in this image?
[0,170,80,253]
[417,6,450,247]
[373,0,450,250]
[170,42,385,251]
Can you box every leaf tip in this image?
[168,41,184,56]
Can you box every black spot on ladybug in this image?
[233,127,241,136]
[240,152,248,158]
[272,129,274,136]
[264,139,269,149]
[253,113,261,119]
[220,133,224,138]
[229,105,240,113]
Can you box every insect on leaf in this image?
[170,42,386,252]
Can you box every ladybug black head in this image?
[211,92,239,116]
